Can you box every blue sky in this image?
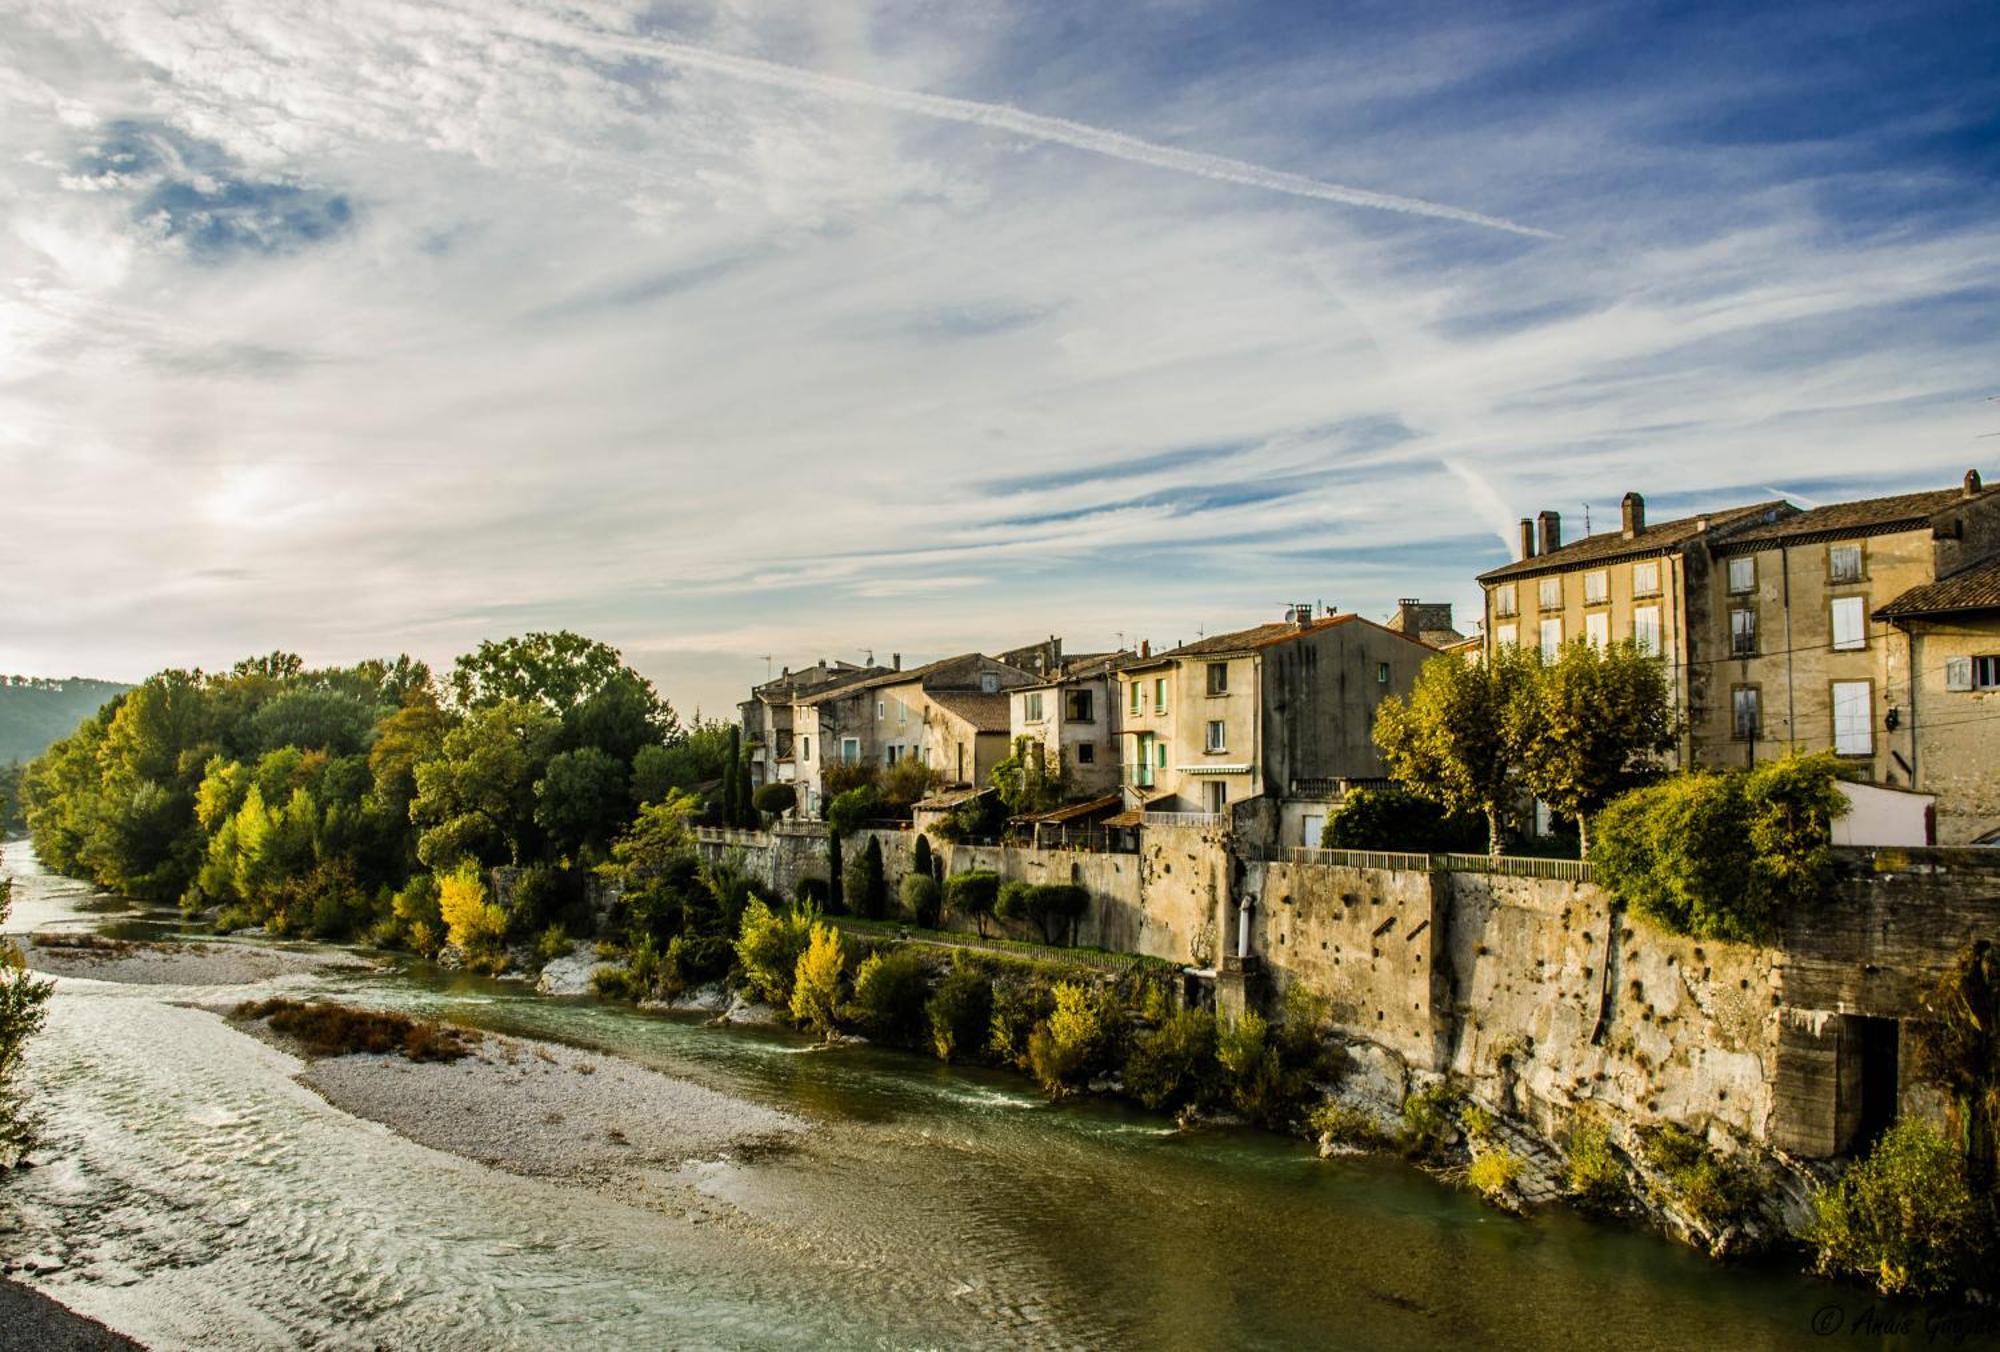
[2,0,1995,717]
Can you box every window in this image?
[1205,781,1228,815]
[1632,560,1660,596]
[840,737,860,763]
[1585,612,1610,648]
[800,736,811,761]
[1153,678,1167,714]
[1632,605,1661,656]
[1946,657,1972,691]
[1495,623,1518,649]
[1832,680,1873,756]
[1157,742,1168,769]
[1077,743,1095,765]
[1207,662,1229,695]
[1584,570,1609,605]
[1975,656,2000,690]
[1066,689,1093,722]
[1831,596,1866,651]
[1732,686,1761,740]
[1829,542,1863,583]
[1377,662,1390,684]
[1727,556,1756,595]
[876,701,885,720]
[885,746,898,766]
[1538,576,1563,610]
[1730,607,1757,657]
[1492,584,1518,618]
[1024,692,1044,721]
[1130,680,1142,715]
[1539,617,1562,662]
[1134,734,1155,787]
[1205,720,1227,752]
[979,672,999,694]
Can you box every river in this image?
[0,844,1960,1350]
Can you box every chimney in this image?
[1537,510,1562,555]
[1518,518,1536,561]
[1967,469,1984,499]
[1139,639,1150,658]
[1621,492,1645,539]
[892,653,902,671]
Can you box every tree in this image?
[912,833,934,879]
[437,862,506,956]
[0,864,53,1166]
[533,747,628,861]
[1326,787,1484,852]
[991,737,1065,814]
[1374,645,1537,855]
[248,688,377,758]
[722,727,742,827]
[944,870,1000,937]
[409,699,559,869]
[735,759,755,829]
[845,835,887,920]
[1513,640,1676,857]
[751,783,795,817]
[449,632,677,735]
[824,785,881,914]
[790,922,846,1040]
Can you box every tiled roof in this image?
[1478,501,1790,583]
[926,689,1014,732]
[795,653,1025,705]
[1158,613,1433,658]
[1033,792,1125,824]
[1713,487,1973,552]
[1016,650,1140,690]
[1875,556,2000,619]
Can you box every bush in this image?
[794,876,830,910]
[912,833,934,879]
[945,870,1000,937]
[1806,1119,1988,1296]
[1123,1007,1220,1111]
[735,897,815,1007]
[750,783,795,816]
[789,922,847,1040]
[1308,1102,1389,1151]
[849,947,930,1046]
[927,956,992,1062]
[988,975,1056,1068]
[536,925,573,965]
[900,873,943,929]
[844,836,888,920]
[1637,1124,1759,1238]
[232,998,477,1062]
[1468,1147,1525,1203]
[995,881,1090,945]
[1027,981,1116,1098]
[1217,1011,1297,1129]
[1327,787,1484,852]
[438,863,507,957]
[1563,1117,1627,1211]
[1400,1082,1464,1162]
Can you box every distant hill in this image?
[0,676,133,765]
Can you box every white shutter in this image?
[1632,605,1661,656]
[1586,612,1610,648]
[1832,681,1872,756]
[1945,657,1973,692]
[1831,596,1865,650]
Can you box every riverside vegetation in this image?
[17,632,2000,1305]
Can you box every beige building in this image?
[1112,607,1433,817]
[1875,547,2000,845]
[1382,598,1464,649]
[792,653,1035,815]
[1006,651,1132,799]
[738,659,884,789]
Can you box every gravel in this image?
[297,1032,804,1181]
[24,937,374,987]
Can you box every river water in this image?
[0,845,1956,1350]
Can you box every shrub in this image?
[988,975,1056,1068]
[1468,1147,1525,1203]
[945,870,1000,937]
[1460,1102,1495,1144]
[794,876,830,910]
[536,925,573,965]
[1563,1117,1627,1211]
[1123,1007,1220,1111]
[591,965,638,1000]
[789,922,847,1040]
[912,833,934,879]
[750,783,795,816]
[438,863,507,956]
[1806,1119,1988,1296]
[231,998,477,1062]
[1308,1102,1389,1151]
[900,873,943,929]
[844,836,888,920]
[927,956,992,1062]
[1327,787,1484,852]
[995,881,1090,945]
[1027,981,1115,1098]
[1400,1082,1464,1162]
[0,876,52,1165]
[849,947,930,1046]
[1217,1011,1297,1129]
[1637,1124,1759,1238]
[735,897,815,1007]
[505,863,574,940]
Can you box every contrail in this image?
[504,11,1556,240]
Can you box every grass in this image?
[231,998,479,1063]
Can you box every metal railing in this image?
[1281,846,1595,883]
[1288,776,1391,801]
[1142,811,1226,829]
[694,827,773,846]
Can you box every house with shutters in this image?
[1005,650,1135,799]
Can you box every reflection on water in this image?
[0,844,1974,1350]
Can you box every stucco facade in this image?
[1006,653,1130,799]
[1876,549,2000,845]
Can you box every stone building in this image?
[1111,607,1432,818]
[1875,545,2000,845]
[1382,598,1464,649]
[738,659,884,790]
[1006,650,1134,799]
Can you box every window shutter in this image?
[1945,657,1973,692]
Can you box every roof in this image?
[1713,487,1976,553]
[758,665,883,704]
[1478,501,1790,583]
[1032,792,1125,825]
[926,689,1013,732]
[1014,650,1140,691]
[1149,612,1435,660]
[1875,555,2000,620]
[795,652,1024,706]
[914,784,992,811]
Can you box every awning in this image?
[1177,764,1251,776]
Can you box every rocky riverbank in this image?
[0,1277,143,1350]
[22,933,377,987]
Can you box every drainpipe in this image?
[1237,894,1253,960]
[1783,544,1796,756]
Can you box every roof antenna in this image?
[1582,503,1592,535]
[759,654,772,681]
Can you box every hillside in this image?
[0,676,131,765]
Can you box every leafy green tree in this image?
[945,870,999,937]
[844,835,887,919]
[449,631,663,720]
[630,718,733,805]
[849,947,929,1046]
[927,955,992,1062]
[722,727,742,827]
[533,747,628,860]
[562,669,674,764]
[736,759,755,829]
[1806,1119,1987,1295]
[900,872,943,928]
[735,897,815,1007]
[1373,645,1538,855]
[410,699,559,868]
[991,736,1065,814]
[248,688,378,757]
[1326,786,1484,852]
[751,783,795,817]
[790,922,847,1039]
[0,762,26,835]
[824,786,881,913]
[912,833,934,879]
[1513,640,1675,857]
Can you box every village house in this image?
[738,659,885,790]
[790,652,1036,815]
[1111,606,1432,829]
[1005,650,1134,799]
[1381,598,1464,649]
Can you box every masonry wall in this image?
[1899,616,2000,845]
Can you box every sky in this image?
[3,0,1997,719]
